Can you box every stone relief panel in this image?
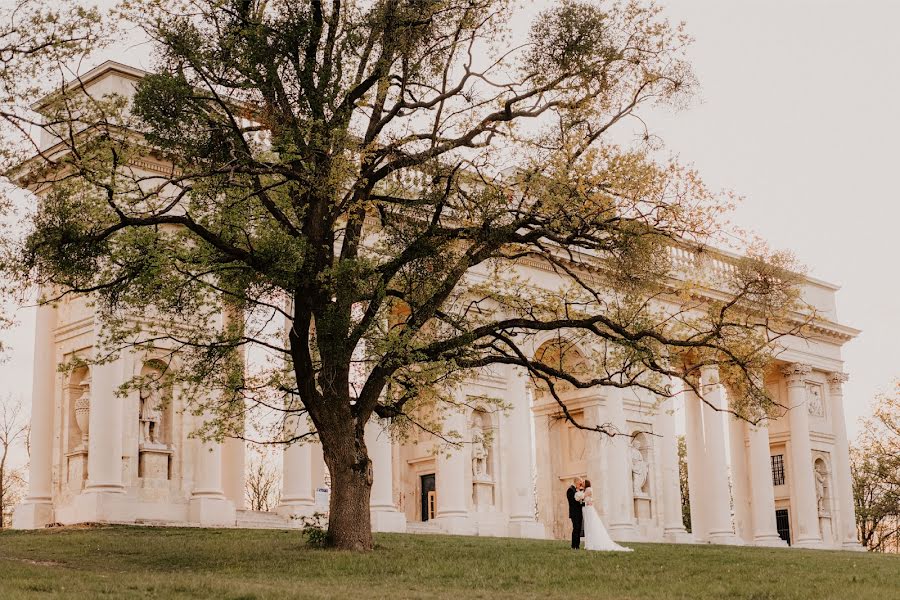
[806,383,825,418]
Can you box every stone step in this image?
[235,510,291,529]
[406,521,441,535]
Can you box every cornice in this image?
[515,253,858,345]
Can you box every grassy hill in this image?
[0,526,897,599]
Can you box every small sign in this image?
[315,487,330,509]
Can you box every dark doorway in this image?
[775,509,791,545]
[420,474,436,522]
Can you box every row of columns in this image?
[683,362,859,549]
[275,409,406,532]
[685,365,785,546]
[596,386,692,543]
[14,298,860,545]
[433,366,545,537]
[15,299,246,527]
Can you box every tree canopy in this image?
[0,0,809,549]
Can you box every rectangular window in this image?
[775,509,791,545]
[771,454,785,486]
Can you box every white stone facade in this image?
[12,63,864,550]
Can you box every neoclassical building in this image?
[13,62,863,551]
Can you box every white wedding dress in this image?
[582,487,633,552]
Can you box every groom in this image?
[566,477,585,549]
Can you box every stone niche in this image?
[470,408,496,512]
[137,360,175,485]
[631,431,652,520]
[65,366,91,491]
[814,454,834,543]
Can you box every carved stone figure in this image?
[630,439,648,496]
[140,386,163,445]
[472,432,488,478]
[815,462,829,515]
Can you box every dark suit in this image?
[567,484,584,549]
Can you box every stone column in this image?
[700,365,742,544]
[435,401,472,534]
[276,412,316,519]
[365,418,406,532]
[84,358,126,495]
[12,299,57,529]
[782,363,821,548]
[747,419,787,546]
[74,352,128,523]
[728,414,752,542]
[505,366,545,538]
[532,411,555,537]
[657,386,691,542]
[222,437,246,510]
[188,412,236,526]
[828,372,863,550]
[683,383,708,541]
[221,302,246,510]
[583,401,609,519]
[605,386,637,540]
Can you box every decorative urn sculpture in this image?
[73,377,91,449]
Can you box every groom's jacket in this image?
[566,485,582,519]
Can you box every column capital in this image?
[827,372,850,392]
[780,363,812,385]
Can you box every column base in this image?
[11,500,54,530]
[436,512,475,535]
[188,495,236,527]
[472,512,507,537]
[508,519,546,539]
[753,534,789,548]
[275,500,318,525]
[370,508,407,533]
[842,541,867,552]
[663,527,695,544]
[608,522,639,542]
[706,530,745,546]
[791,536,823,549]
[71,489,133,523]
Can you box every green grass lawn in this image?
[0,526,897,599]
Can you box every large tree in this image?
[0,0,808,549]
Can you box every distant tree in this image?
[245,445,281,513]
[0,0,808,549]
[0,395,28,528]
[853,381,900,552]
[677,434,690,532]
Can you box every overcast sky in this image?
[637,0,900,435]
[1,1,897,464]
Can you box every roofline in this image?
[30,60,149,112]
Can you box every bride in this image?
[581,480,633,552]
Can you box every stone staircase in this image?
[235,510,294,529]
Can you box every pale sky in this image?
[1,0,897,468]
[641,0,900,436]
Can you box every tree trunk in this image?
[322,425,374,551]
